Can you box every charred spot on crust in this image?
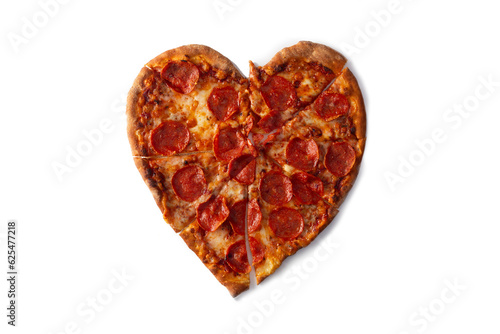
[273,64,286,73]
[335,177,344,190]
[146,177,157,190]
[310,62,334,76]
[144,165,166,190]
[255,69,264,82]
[144,167,154,179]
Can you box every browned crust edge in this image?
[180,223,250,297]
[265,41,347,76]
[342,68,367,144]
[330,67,366,208]
[334,138,365,211]
[146,44,245,81]
[127,67,154,157]
[132,157,170,226]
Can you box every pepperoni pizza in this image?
[127,42,366,297]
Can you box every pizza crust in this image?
[332,137,366,209]
[127,67,155,157]
[146,44,246,81]
[265,41,347,76]
[336,68,367,144]
[324,68,366,209]
[132,157,169,221]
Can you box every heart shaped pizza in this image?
[126,41,366,297]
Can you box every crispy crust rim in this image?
[146,44,246,81]
[127,67,154,157]
[132,157,169,222]
[330,67,366,208]
[333,138,365,210]
[266,41,347,76]
[340,68,367,144]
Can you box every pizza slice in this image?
[127,45,251,157]
[247,153,338,284]
[249,41,346,135]
[179,179,256,297]
[134,151,258,296]
[262,68,366,206]
[133,152,224,233]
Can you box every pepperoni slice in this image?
[325,142,356,177]
[269,207,304,240]
[260,76,297,111]
[259,171,293,206]
[228,199,262,235]
[249,237,265,265]
[257,110,285,133]
[291,172,324,205]
[171,165,207,202]
[313,92,350,121]
[226,240,250,274]
[161,61,200,94]
[226,237,265,274]
[208,86,239,121]
[228,200,246,235]
[197,195,229,232]
[150,121,189,156]
[247,199,263,234]
[286,138,319,171]
[229,154,256,185]
[213,127,245,162]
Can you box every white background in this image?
[1,0,500,333]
